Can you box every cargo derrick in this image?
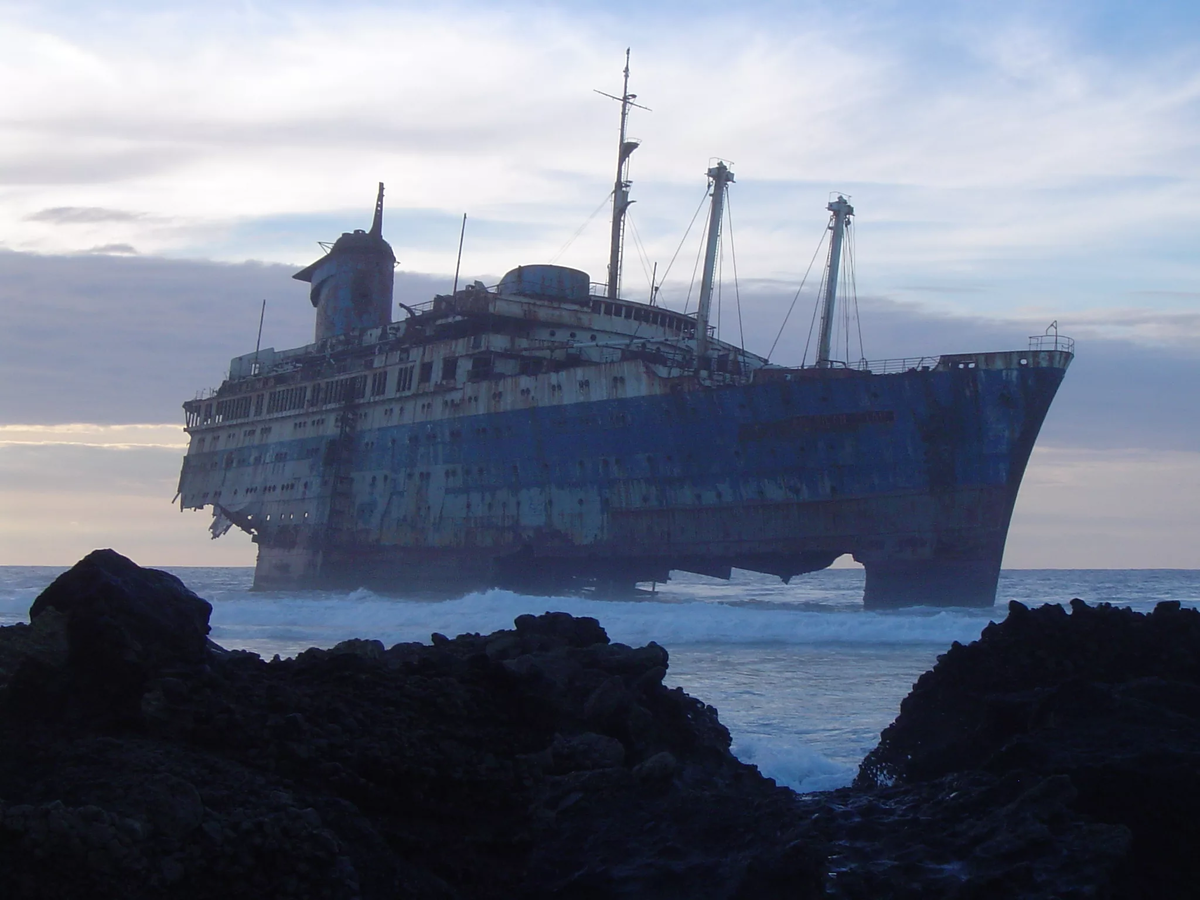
[177,58,1072,607]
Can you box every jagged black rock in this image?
[0,551,820,899]
[2,553,1198,898]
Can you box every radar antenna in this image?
[595,49,650,300]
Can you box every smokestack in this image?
[293,183,396,342]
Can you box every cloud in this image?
[85,243,138,255]
[26,206,145,224]
[0,442,255,566]
[0,423,181,432]
[2,2,1199,567]
[0,0,1198,316]
[0,423,186,448]
[1006,446,1200,568]
[1048,307,1200,344]
[2,249,1198,456]
[1128,290,1200,299]
[0,249,448,425]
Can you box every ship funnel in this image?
[294,184,396,342]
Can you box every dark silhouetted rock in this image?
[14,549,214,724]
[0,551,820,899]
[514,610,609,647]
[852,599,1200,899]
[5,553,1193,899]
[31,548,212,670]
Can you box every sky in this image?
[1,0,1199,568]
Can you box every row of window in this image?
[314,374,368,406]
[267,385,307,415]
[194,425,273,452]
[590,300,694,334]
[214,395,253,421]
[194,348,586,429]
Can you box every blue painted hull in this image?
[230,351,1067,606]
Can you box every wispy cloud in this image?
[85,242,138,255]
[0,423,187,448]
[0,251,449,424]
[1008,446,1200,568]
[0,440,254,566]
[26,206,145,224]
[1055,308,1200,344]
[2,2,1198,568]
[0,442,181,449]
[0,0,1198,314]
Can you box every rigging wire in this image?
[724,191,747,359]
[838,224,849,364]
[768,219,830,362]
[804,241,832,367]
[682,207,710,315]
[800,275,822,367]
[848,219,865,363]
[843,241,851,364]
[626,212,655,296]
[716,231,723,342]
[549,191,613,264]
[658,186,712,305]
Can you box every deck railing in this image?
[1028,333,1075,354]
[854,356,940,375]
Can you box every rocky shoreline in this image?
[0,550,1197,898]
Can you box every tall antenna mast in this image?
[695,161,734,364]
[595,49,649,300]
[369,182,384,238]
[451,213,467,295]
[252,298,266,376]
[816,194,854,367]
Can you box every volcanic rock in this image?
[0,551,821,899]
[31,548,213,670]
[852,598,1200,899]
[4,552,1196,899]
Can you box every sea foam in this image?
[732,734,858,793]
[205,587,999,659]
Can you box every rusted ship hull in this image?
[185,348,1068,607]
[178,164,1073,608]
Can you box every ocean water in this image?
[2,566,1198,793]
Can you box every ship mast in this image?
[370,182,384,237]
[694,161,734,364]
[596,49,647,300]
[815,194,854,367]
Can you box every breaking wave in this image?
[4,566,1197,794]
[202,587,1001,659]
[732,734,858,793]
